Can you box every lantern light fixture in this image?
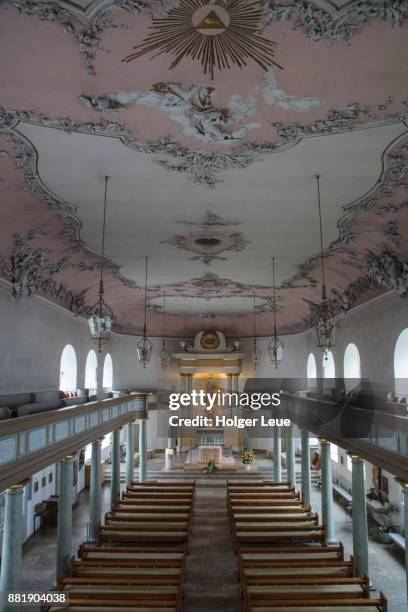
[137,256,153,368]
[160,288,170,371]
[268,256,284,369]
[88,176,114,353]
[251,289,259,370]
[313,174,336,359]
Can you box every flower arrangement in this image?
[241,449,255,465]
[204,459,217,474]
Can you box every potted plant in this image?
[366,487,379,501]
[204,459,216,474]
[241,449,255,470]
[369,502,399,543]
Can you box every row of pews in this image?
[227,480,388,612]
[43,481,196,612]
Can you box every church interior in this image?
[1,0,408,610]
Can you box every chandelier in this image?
[88,176,114,353]
[313,174,336,359]
[160,289,170,371]
[268,256,284,369]
[251,289,259,370]
[137,256,153,368]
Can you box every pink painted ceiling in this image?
[0,0,408,338]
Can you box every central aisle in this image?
[184,483,241,612]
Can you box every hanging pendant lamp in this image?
[313,174,336,360]
[160,289,170,371]
[137,256,153,368]
[251,289,259,370]
[88,176,114,353]
[268,256,284,369]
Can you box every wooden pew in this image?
[105,512,191,524]
[245,576,371,611]
[119,498,192,507]
[115,504,192,514]
[235,525,326,548]
[77,546,186,575]
[123,491,193,499]
[239,543,345,563]
[97,525,189,547]
[248,592,388,611]
[227,480,291,487]
[230,504,311,513]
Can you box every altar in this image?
[185,445,236,468]
[198,445,223,463]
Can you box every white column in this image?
[139,417,147,482]
[89,439,102,541]
[286,423,296,487]
[56,455,75,580]
[125,421,135,487]
[273,427,281,481]
[399,481,408,600]
[301,429,311,507]
[351,454,368,576]
[0,484,23,612]
[110,428,121,509]
[320,439,336,544]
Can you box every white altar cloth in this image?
[198,445,223,463]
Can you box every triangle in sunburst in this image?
[196,10,226,30]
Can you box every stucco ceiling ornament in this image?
[162,209,250,265]
[365,250,408,299]
[7,0,155,74]
[6,229,67,299]
[3,100,405,188]
[81,82,262,144]
[122,0,282,79]
[80,70,323,144]
[261,0,408,44]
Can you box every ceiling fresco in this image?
[0,0,408,337]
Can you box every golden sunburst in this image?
[122,0,283,79]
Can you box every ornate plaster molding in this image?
[261,0,408,44]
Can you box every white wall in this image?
[302,291,408,387]
[0,283,111,393]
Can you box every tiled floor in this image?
[18,454,407,611]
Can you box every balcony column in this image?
[110,428,121,509]
[286,423,296,487]
[227,373,233,393]
[320,439,336,544]
[301,429,311,507]
[126,421,135,487]
[96,354,104,399]
[273,426,282,481]
[398,481,408,600]
[56,455,75,580]
[0,484,23,612]
[351,454,369,576]
[89,439,102,541]
[139,416,148,482]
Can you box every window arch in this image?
[85,350,98,392]
[59,345,77,391]
[103,353,113,389]
[344,343,361,393]
[322,351,335,379]
[394,329,408,398]
[307,353,317,382]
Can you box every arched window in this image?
[307,353,317,383]
[394,329,408,398]
[60,345,77,391]
[344,343,361,393]
[85,350,98,392]
[322,351,335,379]
[103,353,113,389]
